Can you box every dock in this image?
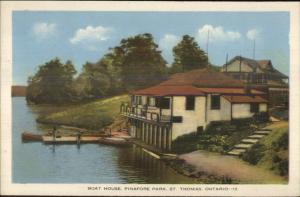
[22,130,132,146]
[42,136,100,144]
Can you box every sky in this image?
[13,12,290,85]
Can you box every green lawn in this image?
[256,121,289,177]
[37,95,129,130]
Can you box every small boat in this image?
[22,132,42,141]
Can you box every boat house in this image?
[120,69,268,152]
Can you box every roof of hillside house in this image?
[223,56,288,78]
[160,69,246,88]
[132,69,266,97]
[223,95,268,103]
[133,85,205,96]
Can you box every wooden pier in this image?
[22,130,132,146]
[42,136,100,144]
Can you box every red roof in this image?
[132,69,267,99]
[132,85,205,96]
[223,95,268,103]
[196,88,265,95]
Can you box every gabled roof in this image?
[132,85,205,96]
[132,69,268,97]
[223,95,268,103]
[223,56,288,78]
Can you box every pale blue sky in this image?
[13,11,289,85]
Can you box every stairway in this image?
[227,129,272,156]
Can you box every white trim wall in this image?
[206,94,232,123]
[171,96,206,140]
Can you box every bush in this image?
[205,121,237,135]
[272,132,288,151]
[242,143,266,165]
[173,119,259,154]
[253,112,269,123]
[278,159,288,176]
[270,132,289,176]
[172,132,198,154]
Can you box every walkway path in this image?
[179,150,285,183]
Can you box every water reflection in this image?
[116,145,198,184]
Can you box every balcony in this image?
[225,73,268,84]
[120,103,171,124]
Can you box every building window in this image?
[156,97,170,109]
[172,116,183,123]
[149,97,155,106]
[211,95,220,110]
[161,97,170,109]
[250,103,259,113]
[185,96,195,110]
[131,95,135,104]
[138,96,142,105]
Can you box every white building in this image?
[120,69,268,152]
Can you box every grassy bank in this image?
[37,95,129,130]
[242,121,289,178]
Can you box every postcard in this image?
[1,1,300,196]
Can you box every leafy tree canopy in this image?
[26,58,77,104]
[113,33,168,90]
[172,35,209,72]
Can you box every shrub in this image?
[172,132,198,154]
[272,132,288,151]
[253,112,269,123]
[205,121,237,135]
[278,159,288,176]
[270,132,289,176]
[242,143,266,165]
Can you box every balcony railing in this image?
[120,103,171,123]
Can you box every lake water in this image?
[13,97,196,183]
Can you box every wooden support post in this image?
[157,126,161,149]
[138,121,141,139]
[149,124,153,145]
[147,124,150,144]
[163,127,167,150]
[161,127,165,150]
[153,125,157,147]
[167,127,172,151]
[145,123,148,144]
[141,122,144,141]
[144,123,147,143]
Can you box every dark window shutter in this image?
[211,95,220,110]
[186,96,195,110]
[172,116,183,123]
[250,103,259,113]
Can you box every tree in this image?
[172,35,209,72]
[113,33,168,90]
[26,58,77,104]
[73,52,124,99]
[73,61,111,99]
